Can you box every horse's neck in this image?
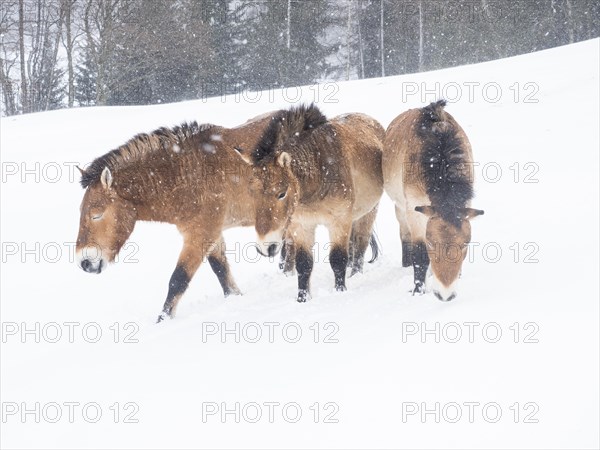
[291,146,328,202]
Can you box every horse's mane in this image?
[252,103,327,163]
[80,122,217,188]
[417,100,473,226]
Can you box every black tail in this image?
[368,231,380,264]
[417,99,473,226]
[422,99,447,123]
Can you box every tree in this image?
[2,0,599,116]
[104,0,215,105]
[62,0,77,107]
[0,0,19,115]
[231,0,337,90]
[25,0,66,111]
[74,45,95,106]
[18,0,28,112]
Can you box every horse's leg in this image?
[279,231,296,276]
[348,225,356,268]
[349,204,379,277]
[411,241,429,295]
[290,222,316,303]
[395,205,413,268]
[157,230,217,322]
[327,218,353,292]
[283,241,296,276]
[279,241,287,270]
[207,234,242,297]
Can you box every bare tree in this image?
[0,0,18,115]
[25,0,65,112]
[18,0,28,112]
[82,0,122,105]
[418,0,423,71]
[62,0,77,107]
[286,0,291,49]
[380,0,384,76]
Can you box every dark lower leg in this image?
[208,255,240,297]
[158,265,190,321]
[411,242,430,295]
[330,245,349,291]
[295,247,313,302]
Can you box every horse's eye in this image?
[278,191,287,200]
[92,213,104,221]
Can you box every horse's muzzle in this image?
[256,242,280,258]
[434,290,456,302]
[80,258,104,274]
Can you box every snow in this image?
[1,39,599,449]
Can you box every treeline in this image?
[0,0,598,116]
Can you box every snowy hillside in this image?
[1,39,598,449]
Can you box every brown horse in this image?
[383,100,484,301]
[75,112,281,322]
[236,104,384,302]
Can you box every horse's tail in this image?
[253,103,327,163]
[417,99,474,225]
[368,231,380,264]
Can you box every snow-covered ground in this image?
[1,39,598,449]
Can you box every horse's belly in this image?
[350,170,383,218]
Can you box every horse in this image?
[382,100,484,301]
[235,104,384,303]
[75,111,283,322]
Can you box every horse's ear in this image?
[100,167,113,190]
[277,152,292,168]
[234,147,252,165]
[463,208,484,220]
[415,205,435,217]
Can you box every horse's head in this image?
[249,152,298,257]
[415,206,484,301]
[235,104,325,258]
[76,167,137,273]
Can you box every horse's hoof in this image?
[156,312,171,323]
[283,269,296,277]
[349,267,362,278]
[297,290,310,303]
[224,288,242,298]
[335,284,347,292]
[412,285,426,296]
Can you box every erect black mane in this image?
[417,100,473,226]
[80,121,217,188]
[252,103,327,163]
